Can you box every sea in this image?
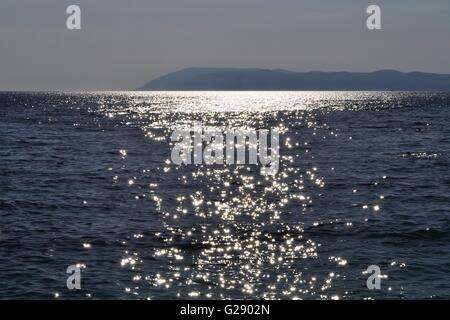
[1,91,450,299]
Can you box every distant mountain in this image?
[138,67,450,91]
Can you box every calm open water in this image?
[1,91,450,299]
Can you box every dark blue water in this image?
[1,91,450,299]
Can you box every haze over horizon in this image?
[1,0,450,91]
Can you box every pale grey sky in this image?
[0,0,449,90]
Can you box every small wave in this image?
[402,152,440,159]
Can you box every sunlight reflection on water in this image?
[93,91,443,299]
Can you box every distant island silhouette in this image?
[138,67,450,91]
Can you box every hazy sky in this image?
[1,0,449,90]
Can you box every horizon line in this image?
[3,68,450,92]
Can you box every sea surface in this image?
[1,91,450,300]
